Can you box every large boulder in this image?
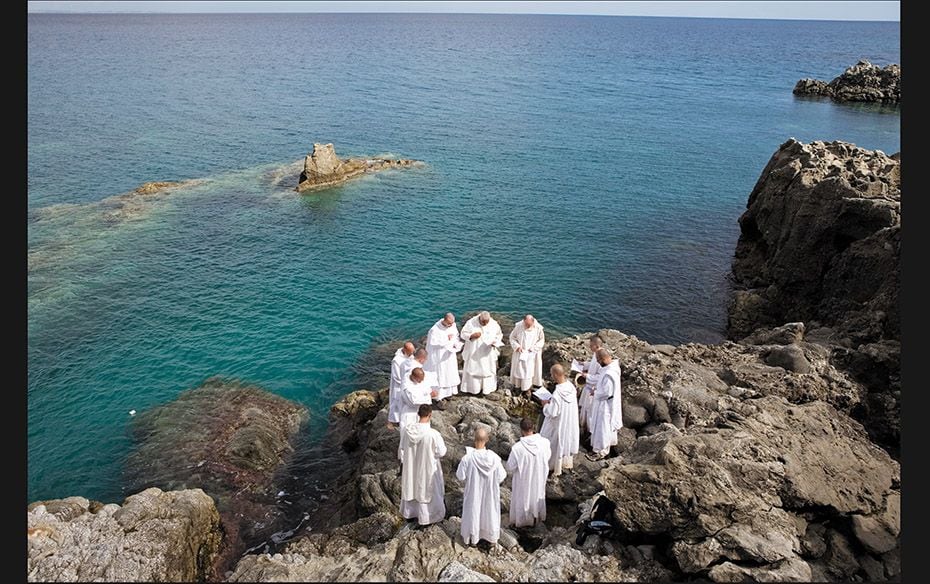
[27,488,221,582]
[794,60,900,103]
[728,139,900,449]
[124,377,308,571]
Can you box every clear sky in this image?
[28,1,900,21]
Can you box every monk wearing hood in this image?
[399,403,447,526]
[456,426,507,545]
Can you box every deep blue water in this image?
[27,13,899,503]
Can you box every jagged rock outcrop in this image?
[794,60,900,103]
[295,143,421,192]
[27,488,221,582]
[124,377,308,574]
[728,139,901,450]
[230,327,899,582]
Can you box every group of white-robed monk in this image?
[386,314,624,548]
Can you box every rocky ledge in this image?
[729,138,900,450]
[28,487,222,582]
[229,325,900,582]
[295,143,421,192]
[793,60,900,104]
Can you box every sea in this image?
[27,13,900,503]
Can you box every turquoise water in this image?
[27,13,899,503]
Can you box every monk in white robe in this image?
[509,314,545,395]
[425,312,462,402]
[399,404,447,526]
[506,418,551,527]
[588,348,623,460]
[540,364,580,476]
[388,341,416,429]
[579,335,604,432]
[460,311,503,395]
[403,347,428,378]
[399,367,438,430]
[456,427,507,545]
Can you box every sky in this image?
[28,1,900,21]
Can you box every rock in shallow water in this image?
[793,60,900,103]
[296,142,422,192]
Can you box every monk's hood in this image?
[555,382,575,401]
[465,447,498,475]
[519,433,544,454]
[404,422,430,444]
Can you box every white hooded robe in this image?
[509,321,545,391]
[399,422,447,525]
[579,352,602,431]
[425,320,461,399]
[540,381,580,475]
[456,446,507,545]
[506,433,551,527]
[590,361,623,454]
[389,348,415,424]
[460,315,503,395]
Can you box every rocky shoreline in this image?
[793,60,900,104]
[295,143,421,192]
[27,138,901,582]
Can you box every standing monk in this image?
[399,367,438,430]
[460,311,503,395]
[425,313,462,405]
[587,348,623,461]
[506,418,551,528]
[456,427,507,546]
[388,341,416,429]
[509,314,545,397]
[399,404,447,526]
[579,335,604,433]
[540,364,580,476]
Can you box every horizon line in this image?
[27,10,901,23]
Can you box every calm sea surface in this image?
[27,13,899,502]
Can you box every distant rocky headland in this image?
[793,60,900,104]
[295,143,421,192]
[27,139,901,582]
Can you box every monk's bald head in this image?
[443,312,455,326]
[550,363,566,382]
[410,367,425,383]
[474,426,489,448]
[595,347,613,367]
[523,314,535,327]
[478,311,491,325]
[402,341,415,356]
[414,348,428,363]
[589,335,603,350]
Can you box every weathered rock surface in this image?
[229,327,899,582]
[295,143,421,192]
[27,488,221,582]
[794,60,900,103]
[124,377,308,574]
[728,139,900,449]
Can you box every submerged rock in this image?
[124,377,308,574]
[27,488,221,582]
[793,60,900,104]
[295,143,421,192]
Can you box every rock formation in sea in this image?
[793,60,900,104]
[123,377,309,576]
[729,139,900,451]
[295,143,421,192]
[28,488,222,582]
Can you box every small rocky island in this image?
[793,60,900,104]
[27,139,901,582]
[295,143,421,192]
